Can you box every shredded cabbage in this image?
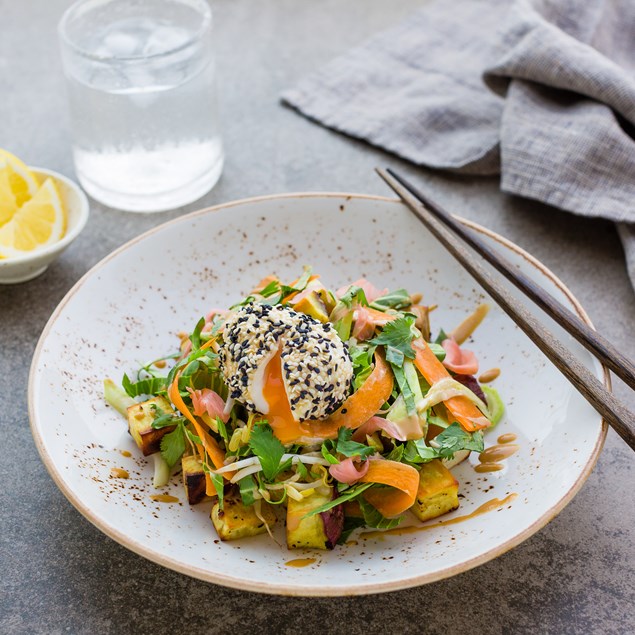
[416,377,491,419]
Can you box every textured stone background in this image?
[1,1,633,633]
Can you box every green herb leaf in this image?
[358,498,402,529]
[339,285,369,308]
[370,289,411,311]
[259,279,281,298]
[209,470,225,510]
[321,441,339,465]
[248,423,288,481]
[385,345,405,367]
[407,422,484,463]
[238,475,258,506]
[369,316,416,366]
[434,422,484,456]
[151,412,184,430]
[160,423,186,467]
[184,428,202,445]
[122,373,167,398]
[190,316,205,351]
[434,328,449,345]
[391,363,416,415]
[293,265,313,292]
[427,342,446,361]
[335,427,376,460]
[384,443,405,462]
[303,482,374,518]
[295,460,309,480]
[216,417,229,443]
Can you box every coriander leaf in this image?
[303,482,374,518]
[238,475,258,506]
[122,373,167,398]
[209,470,225,510]
[151,412,184,429]
[434,422,484,457]
[160,423,186,467]
[248,423,287,481]
[385,345,405,367]
[406,438,439,462]
[358,498,402,529]
[335,427,376,460]
[370,289,411,311]
[407,422,484,463]
[369,316,416,366]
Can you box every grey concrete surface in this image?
[1,1,634,633]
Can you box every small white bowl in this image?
[0,167,89,284]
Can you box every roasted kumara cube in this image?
[411,460,459,522]
[211,492,276,541]
[286,488,344,550]
[182,455,211,505]
[127,395,175,456]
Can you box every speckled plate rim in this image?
[28,192,609,596]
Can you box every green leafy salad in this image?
[104,267,504,549]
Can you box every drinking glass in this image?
[59,0,223,212]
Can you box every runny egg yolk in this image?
[262,349,307,443]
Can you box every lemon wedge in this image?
[0,161,18,227]
[0,149,40,207]
[0,178,66,258]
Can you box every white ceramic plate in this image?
[29,193,607,595]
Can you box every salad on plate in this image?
[104,267,504,550]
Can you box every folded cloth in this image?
[282,0,635,288]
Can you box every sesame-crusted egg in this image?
[219,304,353,422]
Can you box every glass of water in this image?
[59,0,223,212]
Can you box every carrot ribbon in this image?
[359,460,420,518]
[168,374,228,494]
[413,338,489,431]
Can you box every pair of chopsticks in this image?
[377,167,635,452]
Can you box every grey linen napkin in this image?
[282,0,635,288]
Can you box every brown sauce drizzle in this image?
[474,463,505,473]
[475,434,519,473]
[285,558,317,568]
[479,444,520,463]
[150,494,179,503]
[478,367,500,383]
[110,468,129,479]
[362,493,517,539]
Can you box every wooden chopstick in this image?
[376,167,635,452]
[385,168,635,392]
